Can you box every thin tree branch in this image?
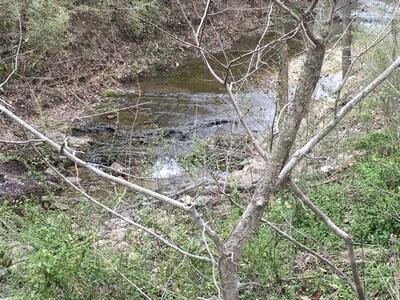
[288,178,365,300]
[37,150,213,263]
[270,0,301,22]
[202,225,221,299]
[189,205,223,250]
[195,0,212,46]
[231,25,301,85]
[228,195,354,291]
[245,1,274,77]
[0,138,45,144]
[0,103,190,210]
[278,55,400,185]
[0,13,22,92]
[261,219,355,291]
[305,0,319,15]
[270,0,322,47]
[226,84,267,159]
[0,104,226,265]
[335,0,400,107]
[93,250,153,300]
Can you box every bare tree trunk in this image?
[278,23,289,110]
[391,18,398,62]
[218,1,334,298]
[342,0,352,79]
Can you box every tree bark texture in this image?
[278,23,289,110]
[218,1,334,298]
[391,19,398,62]
[342,0,352,78]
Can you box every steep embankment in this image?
[0,0,264,121]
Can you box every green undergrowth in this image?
[1,97,399,299]
[239,128,400,299]
[0,199,219,299]
[0,130,400,299]
[1,127,399,299]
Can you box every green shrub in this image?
[26,0,70,55]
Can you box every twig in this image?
[270,0,301,23]
[0,13,22,93]
[36,150,213,264]
[278,55,400,185]
[93,250,153,300]
[0,138,45,144]
[334,0,400,110]
[227,190,352,289]
[245,1,274,77]
[0,103,190,209]
[288,178,365,300]
[270,0,322,47]
[189,205,222,250]
[261,219,355,289]
[195,0,212,46]
[202,225,221,299]
[0,103,223,264]
[231,25,301,86]
[305,0,319,15]
[226,84,267,160]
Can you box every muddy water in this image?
[75,34,281,167]
[75,0,395,170]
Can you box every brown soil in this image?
[1,1,265,128]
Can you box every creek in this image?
[71,0,395,178]
[72,34,280,174]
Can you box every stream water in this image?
[73,34,280,171]
[72,0,395,177]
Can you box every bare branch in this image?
[335,1,400,106]
[228,193,354,290]
[0,103,191,210]
[93,250,153,300]
[0,13,22,92]
[202,225,221,299]
[261,219,355,290]
[279,55,400,185]
[231,26,301,85]
[195,0,212,45]
[226,84,267,159]
[270,0,300,22]
[38,151,213,263]
[305,0,319,15]
[246,1,274,76]
[0,138,45,144]
[270,0,323,47]
[288,179,365,300]
[189,206,222,250]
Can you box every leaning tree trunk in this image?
[218,1,335,298]
[391,18,398,62]
[277,22,289,110]
[342,0,352,78]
